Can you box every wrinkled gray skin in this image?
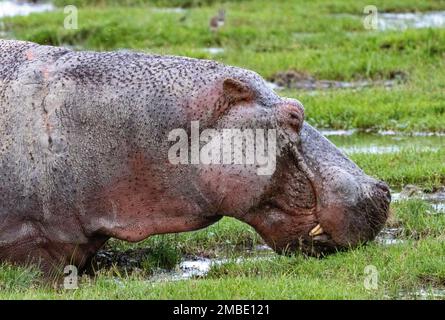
[0,40,390,274]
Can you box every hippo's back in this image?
[0,40,36,83]
[0,40,226,221]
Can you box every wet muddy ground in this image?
[90,244,274,281]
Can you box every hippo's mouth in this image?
[244,142,340,257]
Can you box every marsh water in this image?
[325,130,444,154]
[0,0,53,18]
[378,11,445,30]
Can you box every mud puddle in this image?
[269,70,406,91]
[375,227,405,245]
[152,253,274,282]
[0,0,53,19]
[90,244,273,281]
[378,11,445,31]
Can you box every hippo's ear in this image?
[222,78,254,103]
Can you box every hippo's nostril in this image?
[376,180,391,201]
[290,100,305,118]
[376,180,389,192]
[276,99,305,133]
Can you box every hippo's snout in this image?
[276,98,305,134]
[294,123,392,256]
[376,180,392,202]
[239,122,391,258]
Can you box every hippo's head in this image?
[241,120,391,256]
[195,68,391,256]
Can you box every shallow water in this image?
[334,10,445,31]
[319,129,357,136]
[0,0,53,19]
[377,130,445,137]
[379,11,445,31]
[398,288,445,300]
[392,187,445,214]
[174,245,272,280]
[431,203,445,213]
[201,47,225,55]
[152,7,186,14]
[150,252,274,282]
[147,257,213,281]
[324,131,444,155]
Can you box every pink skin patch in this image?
[41,66,50,80]
[25,49,34,61]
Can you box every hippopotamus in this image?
[0,40,391,274]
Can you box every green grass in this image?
[139,238,182,272]
[0,0,444,299]
[107,216,262,256]
[51,0,445,12]
[52,0,250,8]
[392,200,445,239]
[2,1,445,132]
[6,4,445,73]
[292,87,445,132]
[0,200,444,299]
[351,148,445,190]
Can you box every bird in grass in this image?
[209,9,226,32]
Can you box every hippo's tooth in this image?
[309,224,323,236]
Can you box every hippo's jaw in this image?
[241,122,391,257]
[309,170,391,251]
[303,171,391,255]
